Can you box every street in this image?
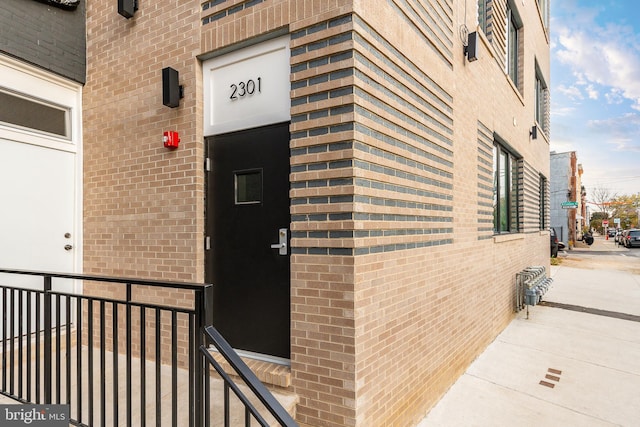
[419,235,640,426]
[561,234,640,270]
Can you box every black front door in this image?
[206,123,290,359]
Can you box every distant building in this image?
[550,151,585,245]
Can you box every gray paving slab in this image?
[548,265,640,316]
[418,247,640,427]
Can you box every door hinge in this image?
[205,236,211,250]
[205,158,211,172]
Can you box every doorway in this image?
[206,123,291,359]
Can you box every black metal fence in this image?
[0,268,212,427]
[200,325,298,427]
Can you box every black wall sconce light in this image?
[162,67,184,108]
[465,31,479,62]
[118,0,138,19]
[530,125,538,140]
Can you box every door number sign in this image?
[230,78,262,100]
[203,35,291,135]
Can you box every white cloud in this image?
[556,84,583,100]
[549,138,578,153]
[551,106,576,117]
[588,113,640,152]
[586,84,599,100]
[554,18,640,110]
[605,88,625,104]
[574,72,588,86]
[550,4,640,196]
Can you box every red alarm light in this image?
[163,131,180,149]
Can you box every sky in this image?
[550,0,640,201]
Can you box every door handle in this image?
[64,244,73,251]
[270,228,288,255]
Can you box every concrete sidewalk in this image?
[418,242,640,426]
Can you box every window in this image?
[0,90,70,138]
[506,3,522,88]
[493,142,519,233]
[535,63,549,135]
[478,0,490,34]
[539,174,547,230]
[537,0,549,29]
[235,170,262,204]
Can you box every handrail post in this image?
[192,287,206,427]
[43,275,52,404]
[126,283,132,425]
[204,284,213,332]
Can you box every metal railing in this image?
[0,268,212,426]
[200,325,298,427]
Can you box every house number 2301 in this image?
[230,78,262,100]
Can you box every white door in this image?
[0,139,76,274]
[0,54,82,339]
[0,139,76,338]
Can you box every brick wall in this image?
[83,0,204,283]
[83,0,205,367]
[84,0,551,426]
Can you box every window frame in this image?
[539,174,547,230]
[535,62,549,136]
[0,88,71,139]
[537,0,549,29]
[234,169,263,205]
[493,140,520,234]
[478,0,490,34]
[506,2,523,89]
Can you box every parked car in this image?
[550,227,559,257]
[614,229,624,243]
[618,229,629,247]
[608,229,616,238]
[623,229,640,248]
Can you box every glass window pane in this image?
[235,170,262,204]
[0,90,69,137]
[539,175,546,230]
[508,18,518,85]
[493,145,499,232]
[478,0,488,33]
[510,157,519,231]
[499,151,507,232]
[493,141,520,234]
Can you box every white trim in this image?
[203,35,291,136]
[0,53,81,152]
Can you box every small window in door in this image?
[235,169,262,204]
[0,89,70,138]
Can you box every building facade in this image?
[2,0,551,426]
[550,151,584,246]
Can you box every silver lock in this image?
[270,228,288,255]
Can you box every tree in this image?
[589,186,618,219]
[610,193,640,229]
[589,211,608,232]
